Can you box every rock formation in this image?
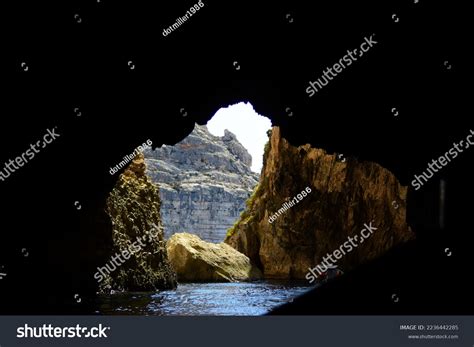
[167,233,262,282]
[144,124,259,243]
[103,153,177,292]
[225,127,415,279]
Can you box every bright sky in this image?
[206,102,272,173]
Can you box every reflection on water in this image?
[96,281,313,316]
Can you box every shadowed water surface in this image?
[96,281,313,316]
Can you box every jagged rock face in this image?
[225,127,415,279]
[144,124,259,243]
[104,153,177,292]
[222,129,252,167]
[166,233,262,282]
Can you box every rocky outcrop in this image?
[144,124,259,243]
[103,153,177,292]
[225,127,415,279]
[167,233,262,282]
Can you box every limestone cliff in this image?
[103,153,177,292]
[225,127,414,279]
[144,124,259,243]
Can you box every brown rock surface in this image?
[225,127,414,279]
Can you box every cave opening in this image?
[143,101,272,243]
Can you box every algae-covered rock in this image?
[102,153,177,292]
